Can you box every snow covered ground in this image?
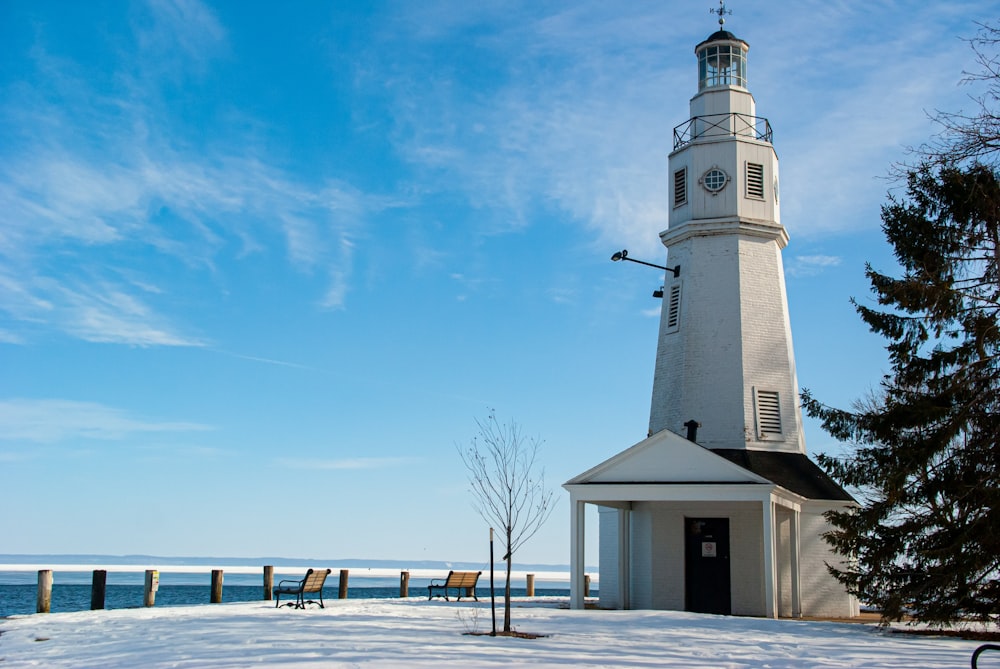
[0,597,988,668]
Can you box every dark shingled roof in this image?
[711,449,855,502]
[696,30,748,51]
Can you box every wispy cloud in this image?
[1,136,387,335]
[0,270,204,347]
[136,442,229,459]
[785,254,843,278]
[0,0,395,346]
[58,280,206,346]
[0,399,212,443]
[0,330,24,344]
[0,0,982,348]
[134,0,228,77]
[366,4,686,256]
[641,306,661,319]
[362,1,980,254]
[547,285,577,305]
[211,349,315,371]
[275,456,419,471]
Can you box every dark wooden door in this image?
[685,517,731,615]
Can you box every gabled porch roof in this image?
[564,428,853,503]
[565,428,768,486]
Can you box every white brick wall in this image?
[689,86,756,120]
[596,499,855,617]
[648,229,804,454]
[598,506,621,609]
[736,235,804,453]
[775,506,793,617]
[626,501,763,614]
[651,90,800,455]
[649,232,745,444]
[799,503,859,618]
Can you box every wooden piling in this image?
[263,565,274,601]
[338,569,349,599]
[584,574,591,598]
[526,573,535,597]
[144,569,159,607]
[399,571,410,598]
[211,569,224,603]
[91,569,107,610]
[36,569,53,614]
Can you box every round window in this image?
[702,168,729,193]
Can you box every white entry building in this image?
[564,22,858,619]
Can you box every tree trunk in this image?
[504,529,513,632]
[504,558,512,632]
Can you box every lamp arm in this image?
[622,256,668,271]
[611,249,680,277]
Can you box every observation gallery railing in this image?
[673,113,772,149]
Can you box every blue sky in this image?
[1,0,995,566]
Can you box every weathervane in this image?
[711,0,732,28]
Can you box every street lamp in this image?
[610,249,680,278]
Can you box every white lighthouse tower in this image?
[648,14,804,455]
[565,8,858,619]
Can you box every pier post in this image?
[526,573,535,597]
[338,569,349,599]
[144,570,159,607]
[263,566,274,601]
[211,569,224,603]
[91,569,107,610]
[584,574,591,598]
[399,571,409,598]
[36,569,53,613]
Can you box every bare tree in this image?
[458,411,555,633]
[913,23,1000,168]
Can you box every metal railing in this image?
[972,644,1000,669]
[673,113,772,149]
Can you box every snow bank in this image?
[0,597,983,668]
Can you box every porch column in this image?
[617,508,631,610]
[761,497,777,618]
[570,499,586,609]
[790,509,802,618]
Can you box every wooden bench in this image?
[273,568,332,609]
[427,570,481,601]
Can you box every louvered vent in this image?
[746,162,765,199]
[673,168,687,207]
[666,284,682,331]
[755,389,782,436]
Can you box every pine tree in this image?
[802,163,1000,624]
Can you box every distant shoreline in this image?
[0,554,590,571]
[0,563,584,582]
